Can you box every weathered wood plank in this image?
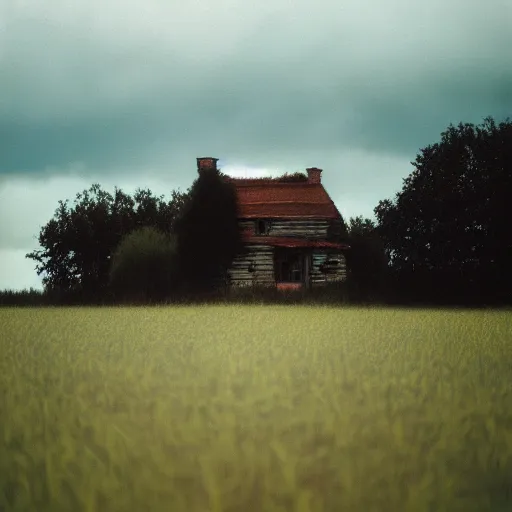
[240,219,330,238]
[310,250,347,285]
[230,220,348,288]
[228,245,275,286]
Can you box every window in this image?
[255,219,270,235]
[320,259,340,274]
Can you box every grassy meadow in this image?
[1,305,512,511]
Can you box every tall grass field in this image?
[1,305,512,511]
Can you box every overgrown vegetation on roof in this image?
[274,172,308,182]
[226,172,308,183]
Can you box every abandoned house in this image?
[197,157,350,291]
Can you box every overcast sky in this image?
[1,0,511,291]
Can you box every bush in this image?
[109,227,178,303]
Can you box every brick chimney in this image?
[306,167,322,184]
[197,157,218,173]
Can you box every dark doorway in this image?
[274,249,307,283]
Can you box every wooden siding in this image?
[227,245,275,287]
[229,218,348,288]
[239,219,329,239]
[228,247,347,287]
[310,251,347,285]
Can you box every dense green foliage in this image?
[345,216,389,301]
[25,185,188,298]
[375,116,512,304]
[174,167,245,295]
[2,306,512,511]
[109,227,178,303]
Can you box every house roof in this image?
[228,179,341,219]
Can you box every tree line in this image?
[1,116,511,306]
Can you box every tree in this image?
[26,184,188,301]
[174,167,244,296]
[109,226,178,303]
[374,116,512,304]
[345,216,389,302]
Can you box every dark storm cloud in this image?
[2,0,510,177]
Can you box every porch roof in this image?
[245,236,350,250]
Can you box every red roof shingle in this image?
[230,180,340,219]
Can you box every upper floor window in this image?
[255,219,270,235]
